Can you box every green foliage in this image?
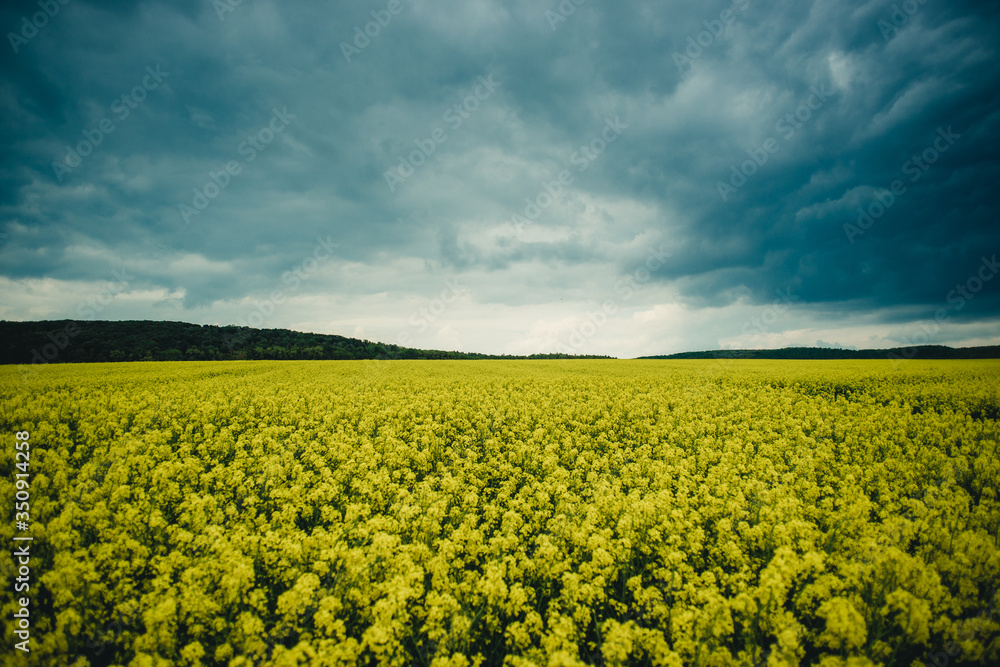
[0,320,613,365]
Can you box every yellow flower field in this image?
[1,360,998,666]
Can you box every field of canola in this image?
[1,359,999,667]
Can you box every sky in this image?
[1,0,998,358]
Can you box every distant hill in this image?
[639,345,1000,360]
[0,320,612,365]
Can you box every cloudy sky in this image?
[1,0,998,357]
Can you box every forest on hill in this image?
[0,320,611,364]
[642,345,1000,360]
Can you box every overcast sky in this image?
[1,0,998,357]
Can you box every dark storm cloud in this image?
[623,0,1000,319]
[1,0,997,352]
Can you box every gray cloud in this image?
[1,0,998,356]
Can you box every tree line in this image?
[642,345,1000,359]
[0,320,613,365]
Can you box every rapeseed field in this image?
[1,360,998,666]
